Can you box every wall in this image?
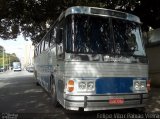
[146,46,160,87]
[146,28,160,87]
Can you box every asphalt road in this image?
[0,71,160,119]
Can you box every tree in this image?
[133,0,160,31]
[0,45,19,67]
[0,0,160,44]
[0,45,4,51]
[9,53,20,67]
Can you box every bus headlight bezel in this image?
[133,80,147,92]
[134,82,140,90]
[87,82,95,91]
[78,80,95,92]
[78,82,87,90]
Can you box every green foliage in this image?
[0,46,19,67]
[0,0,160,44]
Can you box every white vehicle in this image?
[13,62,21,71]
[34,6,149,111]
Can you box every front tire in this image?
[50,77,59,107]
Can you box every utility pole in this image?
[9,54,10,70]
[6,53,8,70]
[3,48,5,72]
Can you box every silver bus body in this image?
[34,6,149,111]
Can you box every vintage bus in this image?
[13,62,22,71]
[34,6,149,111]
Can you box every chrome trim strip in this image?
[143,99,149,104]
[65,6,141,23]
[65,100,145,111]
[65,95,85,101]
[65,101,84,107]
[65,61,148,78]
[84,105,145,111]
[86,100,140,107]
[65,94,142,101]
[87,95,141,101]
[143,93,149,98]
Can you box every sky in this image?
[0,34,32,61]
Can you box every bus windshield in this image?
[66,15,146,57]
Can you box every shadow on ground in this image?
[0,75,65,118]
[0,74,160,119]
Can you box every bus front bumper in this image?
[64,93,148,111]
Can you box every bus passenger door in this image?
[55,28,65,104]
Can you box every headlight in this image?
[134,82,140,90]
[78,80,95,92]
[133,80,146,91]
[87,82,94,90]
[78,82,86,90]
[140,82,146,90]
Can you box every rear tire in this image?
[50,77,60,107]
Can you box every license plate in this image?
[109,99,124,104]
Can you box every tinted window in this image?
[44,33,50,50]
[50,28,56,47]
[41,40,45,52]
[66,15,112,54]
[66,15,145,56]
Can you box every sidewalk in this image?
[0,70,12,78]
[146,87,160,113]
[0,70,11,73]
[0,70,8,74]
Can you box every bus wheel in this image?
[50,79,59,107]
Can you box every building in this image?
[24,41,34,68]
[145,28,160,87]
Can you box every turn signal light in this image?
[147,80,151,91]
[67,80,74,92]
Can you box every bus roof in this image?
[59,6,141,24]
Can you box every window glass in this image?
[66,15,112,54]
[44,34,50,50]
[66,15,145,56]
[38,43,41,54]
[41,40,45,52]
[112,19,145,56]
[50,28,56,47]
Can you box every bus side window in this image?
[34,49,36,57]
[34,47,38,57]
[56,28,64,59]
[39,42,42,54]
[50,28,56,47]
[45,34,49,50]
[41,40,45,52]
[56,28,63,44]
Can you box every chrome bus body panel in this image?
[64,61,148,78]
[62,59,148,110]
[65,6,141,23]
